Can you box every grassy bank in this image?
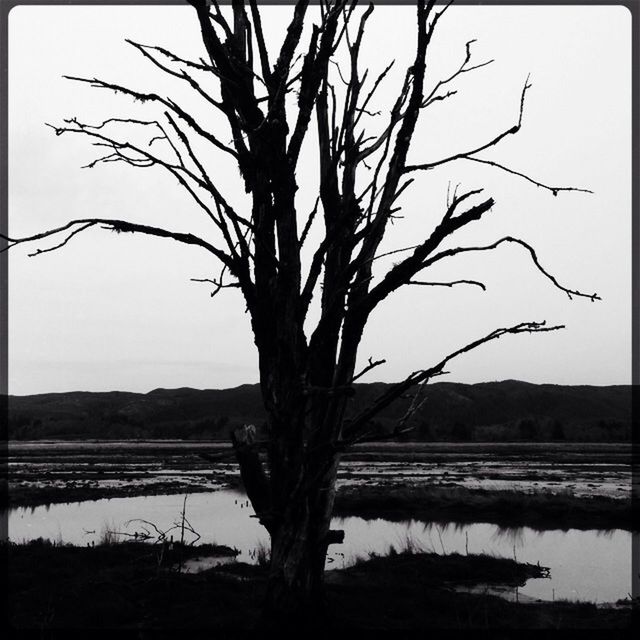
[334,484,635,531]
[6,540,630,630]
[326,551,631,629]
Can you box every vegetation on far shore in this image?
[334,484,636,532]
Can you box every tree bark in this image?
[262,472,339,629]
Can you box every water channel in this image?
[5,490,634,604]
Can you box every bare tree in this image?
[2,0,598,625]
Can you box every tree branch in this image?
[408,279,486,290]
[272,0,310,91]
[342,320,564,441]
[249,0,271,81]
[360,192,495,313]
[347,377,431,446]
[191,277,241,298]
[63,75,238,159]
[407,76,532,173]
[462,157,593,196]
[406,75,593,196]
[126,39,228,114]
[287,1,347,165]
[351,356,387,383]
[299,196,320,248]
[421,38,493,109]
[421,235,601,301]
[0,218,235,270]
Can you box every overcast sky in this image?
[7,2,632,395]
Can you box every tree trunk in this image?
[262,459,341,628]
[260,506,327,627]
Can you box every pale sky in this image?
[7,2,632,395]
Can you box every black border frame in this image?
[0,0,637,631]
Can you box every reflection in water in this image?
[5,490,632,604]
[490,526,526,548]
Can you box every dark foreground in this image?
[7,541,633,630]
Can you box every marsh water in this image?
[8,440,633,500]
[6,490,634,604]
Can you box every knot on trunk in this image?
[231,423,258,449]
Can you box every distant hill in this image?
[6,380,631,442]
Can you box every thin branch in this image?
[127,40,216,73]
[190,276,241,298]
[408,279,486,290]
[406,75,593,196]
[463,157,593,196]
[23,222,95,257]
[208,1,233,40]
[345,0,439,308]
[421,38,493,109]
[249,0,271,82]
[408,77,532,173]
[0,218,235,270]
[351,356,387,383]
[360,194,495,313]
[299,197,320,248]
[421,89,457,109]
[343,320,565,441]
[126,39,226,111]
[63,75,238,159]
[349,377,431,446]
[162,112,252,262]
[329,58,350,87]
[300,234,332,317]
[353,60,395,130]
[421,235,602,301]
[46,117,248,251]
[287,1,347,164]
[371,244,421,263]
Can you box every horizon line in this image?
[6,377,633,397]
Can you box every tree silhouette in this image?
[2,0,599,624]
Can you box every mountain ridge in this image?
[6,380,631,442]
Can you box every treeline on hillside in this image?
[6,381,631,442]
[8,412,234,441]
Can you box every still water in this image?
[6,490,633,604]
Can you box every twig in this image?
[352,356,387,382]
[408,279,486,291]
